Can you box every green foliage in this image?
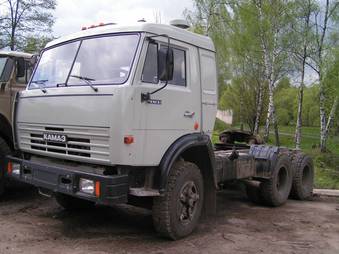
[303,85,320,126]
[0,0,56,50]
[23,36,54,54]
[214,118,230,133]
[219,76,268,132]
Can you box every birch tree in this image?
[292,0,316,149]
[254,0,293,146]
[307,0,339,152]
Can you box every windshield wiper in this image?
[70,75,98,92]
[31,79,48,93]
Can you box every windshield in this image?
[30,34,140,89]
[0,57,8,77]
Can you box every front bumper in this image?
[6,156,129,206]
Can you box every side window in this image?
[16,60,34,85]
[170,48,186,86]
[141,42,158,84]
[142,42,187,87]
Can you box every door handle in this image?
[184,111,195,118]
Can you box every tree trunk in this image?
[294,0,311,150]
[294,82,304,150]
[318,0,331,153]
[295,60,306,150]
[254,81,263,135]
[273,110,280,147]
[319,84,327,152]
[264,83,273,142]
[239,94,244,131]
[322,96,339,148]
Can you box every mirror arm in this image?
[141,35,171,103]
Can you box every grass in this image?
[213,121,339,189]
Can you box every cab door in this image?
[132,38,202,165]
[0,57,15,123]
[10,58,34,115]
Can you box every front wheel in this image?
[152,161,204,240]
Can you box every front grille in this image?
[18,123,110,163]
[29,133,91,157]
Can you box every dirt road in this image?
[0,187,338,254]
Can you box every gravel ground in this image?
[0,186,338,254]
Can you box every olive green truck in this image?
[0,51,35,195]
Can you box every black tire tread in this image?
[260,154,292,207]
[290,153,314,200]
[152,160,203,240]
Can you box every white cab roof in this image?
[46,23,215,52]
[0,51,34,59]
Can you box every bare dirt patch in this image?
[0,186,338,254]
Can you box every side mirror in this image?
[30,55,38,66]
[16,57,25,78]
[158,47,174,81]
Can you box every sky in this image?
[53,0,194,37]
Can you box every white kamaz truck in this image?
[7,21,314,240]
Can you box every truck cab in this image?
[7,22,314,240]
[0,51,36,195]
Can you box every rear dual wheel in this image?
[290,154,314,200]
[246,154,293,207]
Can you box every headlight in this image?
[12,163,21,176]
[79,178,95,194]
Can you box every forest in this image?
[186,0,339,188]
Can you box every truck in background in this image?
[6,21,314,240]
[0,51,36,195]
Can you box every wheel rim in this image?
[276,167,288,193]
[177,181,200,225]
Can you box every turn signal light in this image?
[95,181,101,198]
[124,135,134,144]
[7,161,13,174]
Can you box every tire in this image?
[246,183,264,205]
[261,154,293,207]
[55,193,95,211]
[152,161,204,240]
[290,154,314,200]
[0,137,11,196]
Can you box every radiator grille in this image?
[18,123,110,163]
